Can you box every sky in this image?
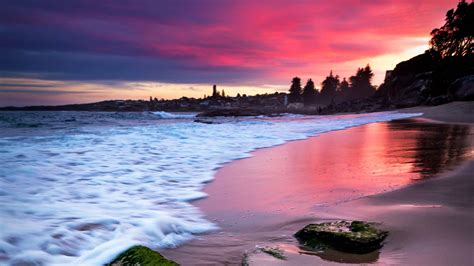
[0,0,458,106]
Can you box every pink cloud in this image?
[1,0,460,88]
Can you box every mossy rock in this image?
[258,246,286,260]
[107,245,179,266]
[295,220,388,254]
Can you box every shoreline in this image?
[320,159,473,265]
[162,103,473,265]
[400,101,474,124]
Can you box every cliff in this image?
[375,52,473,107]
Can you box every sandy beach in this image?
[2,1,472,265]
[162,102,474,265]
[402,101,474,124]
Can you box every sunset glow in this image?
[0,0,459,106]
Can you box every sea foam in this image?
[152,111,197,119]
[0,111,421,265]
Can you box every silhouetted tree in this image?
[288,77,302,103]
[348,65,375,100]
[337,77,350,101]
[430,0,473,58]
[339,78,349,93]
[319,71,340,104]
[221,89,226,97]
[302,78,318,105]
[237,93,241,98]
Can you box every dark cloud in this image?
[0,83,52,88]
[0,89,94,94]
[0,0,456,85]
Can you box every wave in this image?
[0,111,421,265]
[152,111,196,119]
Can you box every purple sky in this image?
[0,0,458,106]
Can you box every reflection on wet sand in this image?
[163,119,473,265]
[299,245,380,264]
[390,121,472,178]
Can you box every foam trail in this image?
[152,111,196,119]
[0,111,421,265]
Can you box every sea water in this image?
[0,111,421,265]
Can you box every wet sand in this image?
[321,159,473,265]
[162,113,473,265]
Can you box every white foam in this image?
[152,111,196,119]
[0,111,421,265]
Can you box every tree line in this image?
[291,0,472,106]
[430,0,472,58]
[288,65,375,106]
[427,0,473,97]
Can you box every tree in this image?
[319,71,340,104]
[339,78,349,93]
[430,0,473,58]
[288,77,302,103]
[302,79,318,105]
[348,65,375,100]
[221,89,226,97]
[338,77,350,101]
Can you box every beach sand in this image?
[162,102,473,265]
[401,101,474,124]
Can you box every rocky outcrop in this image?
[375,52,436,106]
[375,52,473,108]
[377,60,434,107]
[392,72,433,107]
[197,108,292,117]
[295,220,388,254]
[196,108,267,117]
[193,119,219,124]
[107,246,178,266]
[320,98,391,114]
[448,75,474,101]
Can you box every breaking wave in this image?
[0,111,421,265]
[152,111,196,119]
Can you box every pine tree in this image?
[288,77,302,103]
[302,79,318,105]
[348,65,375,100]
[320,71,340,104]
[338,78,350,101]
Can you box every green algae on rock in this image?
[241,246,287,265]
[295,220,388,254]
[258,246,287,260]
[107,245,179,266]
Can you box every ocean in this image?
[0,111,420,265]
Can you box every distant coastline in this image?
[1,52,471,115]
